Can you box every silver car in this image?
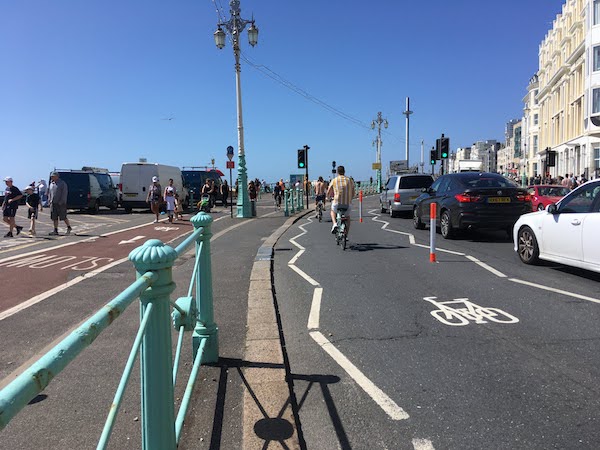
[380,174,434,217]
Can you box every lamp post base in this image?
[236,154,252,218]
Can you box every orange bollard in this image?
[359,190,363,223]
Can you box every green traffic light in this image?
[299,163,305,168]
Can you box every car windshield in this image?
[399,176,433,189]
[460,174,516,188]
[538,186,569,197]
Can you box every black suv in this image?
[182,169,224,205]
[413,172,532,238]
[51,169,119,213]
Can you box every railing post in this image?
[129,239,177,450]
[284,190,290,217]
[190,212,219,363]
[299,189,304,209]
[291,188,296,213]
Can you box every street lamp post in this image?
[214,0,259,218]
[403,97,413,165]
[371,112,388,192]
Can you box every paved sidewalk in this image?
[0,204,310,450]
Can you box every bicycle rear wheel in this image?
[342,233,347,250]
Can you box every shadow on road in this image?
[292,373,351,450]
[349,242,407,252]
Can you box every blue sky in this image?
[2,0,567,188]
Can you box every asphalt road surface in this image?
[275,195,600,450]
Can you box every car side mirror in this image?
[547,203,558,214]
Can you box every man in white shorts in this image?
[327,165,355,235]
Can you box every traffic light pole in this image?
[304,144,310,209]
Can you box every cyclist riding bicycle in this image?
[327,165,355,235]
[314,176,327,218]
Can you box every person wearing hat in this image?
[47,171,72,236]
[146,176,162,223]
[24,185,41,236]
[2,176,23,237]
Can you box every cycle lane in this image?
[0,221,195,316]
[275,208,600,449]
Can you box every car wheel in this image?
[109,199,118,210]
[380,202,386,213]
[440,210,454,239]
[517,226,539,264]
[537,204,544,211]
[389,203,399,218]
[90,202,100,215]
[124,206,132,214]
[413,207,425,229]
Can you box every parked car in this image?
[514,179,600,273]
[380,174,434,217]
[182,169,224,205]
[413,172,532,239]
[51,169,118,213]
[120,162,188,213]
[527,185,570,210]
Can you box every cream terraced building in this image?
[534,0,600,180]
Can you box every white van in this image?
[120,162,189,213]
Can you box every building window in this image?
[534,89,539,105]
[534,114,539,126]
[593,88,600,114]
[595,146,600,170]
[533,135,538,153]
[595,46,600,71]
[595,0,600,26]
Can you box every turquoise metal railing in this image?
[0,211,218,450]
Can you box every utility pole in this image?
[371,112,388,192]
[402,97,413,165]
[420,139,424,174]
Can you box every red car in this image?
[527,185,570,210]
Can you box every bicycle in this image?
[274,192,282,210]
[334,207,348,250]
[316,199,324,222]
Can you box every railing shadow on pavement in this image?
[202,357,287,450]
[292,373,351,450]
[0,211,219,450]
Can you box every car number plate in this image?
[488,197,510,203]
[410,196,418,201]
[124,193,137,197]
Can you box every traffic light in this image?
[298,148,307,168]
[440,137,449,159]
[430,150,437,165]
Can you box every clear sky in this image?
[2,0,567,188]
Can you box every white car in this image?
[514,179,600,273]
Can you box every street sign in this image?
[226,145,234,161]
[226,161,235,169]
[372,162,381,170]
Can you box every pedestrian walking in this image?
[221,179,229,207]
[37,179,48,206]
[174,193,184,220]
[47,171,72,235]
[146,176,162,223]
[2,176,23,237]
[164,182,176,223]
[248,180,257,201]
[24,186,41,236]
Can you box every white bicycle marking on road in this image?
[423,297,519,327]
[287,217,410,421]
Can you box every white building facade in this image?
[537,0,600,180]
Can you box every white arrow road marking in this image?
[118,235,146,245]
[154,226,179,231]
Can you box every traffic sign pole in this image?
[226,146,234,218]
